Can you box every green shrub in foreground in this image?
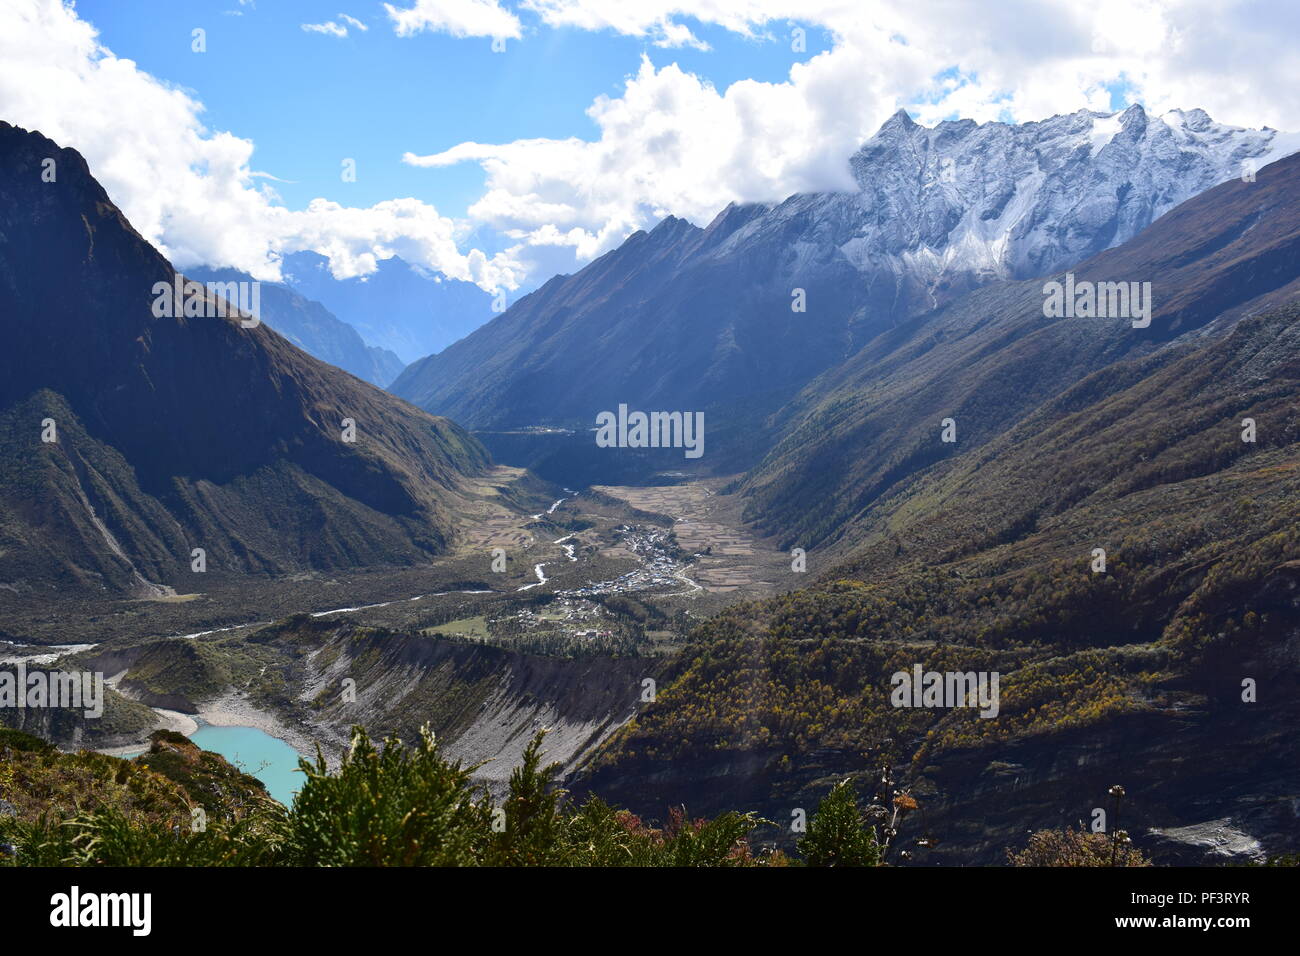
[0,726,883,867]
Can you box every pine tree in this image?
[798,779,879,867]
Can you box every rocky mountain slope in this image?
[252,615,657,790]
[44,614,660,792]
[187,266,404,387]
[0,122,489,598]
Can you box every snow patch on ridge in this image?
[1089,112,1124,157]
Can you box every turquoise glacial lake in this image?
[118,726,303,805]
[117,725,303,805]
[189,725,304,806]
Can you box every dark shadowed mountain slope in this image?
[186,266,404,387]
[282,251,493,365]
[739,151,1300,552]
[576,295,1300,864]
[392,107,1294,467]
[572,154,1300,864]
[0,122,489,597]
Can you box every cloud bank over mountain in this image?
[0,0,523,289]
[4,0,1297,290]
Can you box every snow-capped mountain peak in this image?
[717,105,1296,302]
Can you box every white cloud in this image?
[405,0,1300,275]
[5,0,1297,296]
[384,0,523,39]
[521,0,772,41]
[403,41,923,274]
[302,21,349,37]
[303,13,369,38]
[519,0,718,48]
[653,20,709,51]
[0,0,520,290]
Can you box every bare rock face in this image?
[1146,819,1265,864]
[824,105,1292,286]
[186,265,405,388]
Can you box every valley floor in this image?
[1,467,791,783]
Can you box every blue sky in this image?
[77,1,828,226]
[3,1,1295,292]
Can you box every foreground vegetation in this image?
[0,726,1160,867]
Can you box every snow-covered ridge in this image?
[714,104,1297,298]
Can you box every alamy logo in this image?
[0,664,104,718]
[1042,273,1152,328]
[151,276,261,327]
[890,665,1000,718]
[50,886,151,936]
[595,404,704,459]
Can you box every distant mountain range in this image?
[184,250,498,387]
[392,106,1298,470]
[0,122,489,597]
[281,251,494,365]
[186,266,404,388]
